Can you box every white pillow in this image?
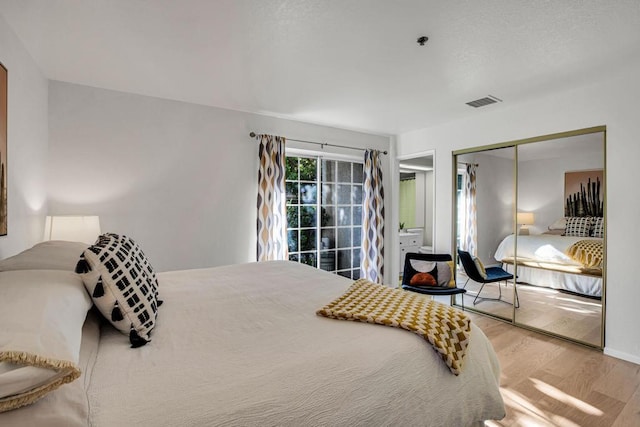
[548,217,567,230]
[0,241,89,272]
[0,270,92,413]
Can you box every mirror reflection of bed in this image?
[454,128,605,348]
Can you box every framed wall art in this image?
[564,169,604,217]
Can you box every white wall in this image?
[397,60,640,364]
[519,149,604,234]
[48,81,391,275]
[0,15,48,258]
[474,151,515,265]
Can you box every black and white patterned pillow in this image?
[76,233,161,347]
[565,217,593,237]
[592,217,604,238]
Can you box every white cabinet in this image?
[399,232,420,270]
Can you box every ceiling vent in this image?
[466,95,502,108]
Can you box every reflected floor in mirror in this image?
[458,273,602,346]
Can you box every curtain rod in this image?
[249,132,387,155]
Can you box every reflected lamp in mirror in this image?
[516,212,535,235]
[43,215,101,244]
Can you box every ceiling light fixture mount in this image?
[417,36,429,46]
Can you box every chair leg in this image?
[463,278,470,289]
[473,280,518,307]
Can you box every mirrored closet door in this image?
[453,127,606,348]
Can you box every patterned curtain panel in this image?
[360,150,385,283]
[256,134,288,261]
[462,164,478,256]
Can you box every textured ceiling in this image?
[1,0,639,135]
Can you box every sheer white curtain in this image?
[256,134,288,261]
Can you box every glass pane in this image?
[300,229,317,251]
[286,182,299,205]
[352,248,361,269]
[351,269,360,279]
[299,158,317,181]
[322,183,335,205]
[353,163,363,183]
[322,160,335,182]
[322,206,336,226]
[285,157,298,180]
[338,206,351,226]
[352,185,362,204]
[320,228,335,249]
[288,253,299,262]
[287,230,298,253]
[320,250,336,271]
[337,161,351,183]
[301,183,317,204]
[287,206,299,228]
[337,184,351,205]
[300,206,317,227]
[300,252,317,267]
[337,227,351,248]
[353,206,362,226]
[338,249,351,270]
[353,227,361,247]
[337,270,351,279]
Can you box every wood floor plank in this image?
[471,314,640,427]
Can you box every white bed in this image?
[494,234,603,297]
[0,245,505,426]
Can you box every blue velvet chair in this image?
[457,249,519,308]
[401,252,467,310]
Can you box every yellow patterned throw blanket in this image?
[567,239,603,268]
[317,279,471,375]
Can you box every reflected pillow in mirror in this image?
[472,256,488,279]
[548,217,567,230]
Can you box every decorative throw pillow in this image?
[565,217,593,237]
[472,256,488,279]
[76,233,161,347]
[592,217,604,238]
[439,260,456,288]
[409,269,438,287]
[409,259,454,287]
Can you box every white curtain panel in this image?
[256,134,288,261]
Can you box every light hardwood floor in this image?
[469,313,640,426]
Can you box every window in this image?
[286,155,363,279]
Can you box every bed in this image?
[0,240,505,426]
[493,233,603,297]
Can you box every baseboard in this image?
[604,347,640,365]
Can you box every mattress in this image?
[2,261,505,426]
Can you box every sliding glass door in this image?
[286,155,363,279]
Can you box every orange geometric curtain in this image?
[256,134,288,261]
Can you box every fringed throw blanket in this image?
[567,239,603,268]
[317,279,471,375]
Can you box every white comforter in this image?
[494,234,601,267]
[87,261,505,426]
